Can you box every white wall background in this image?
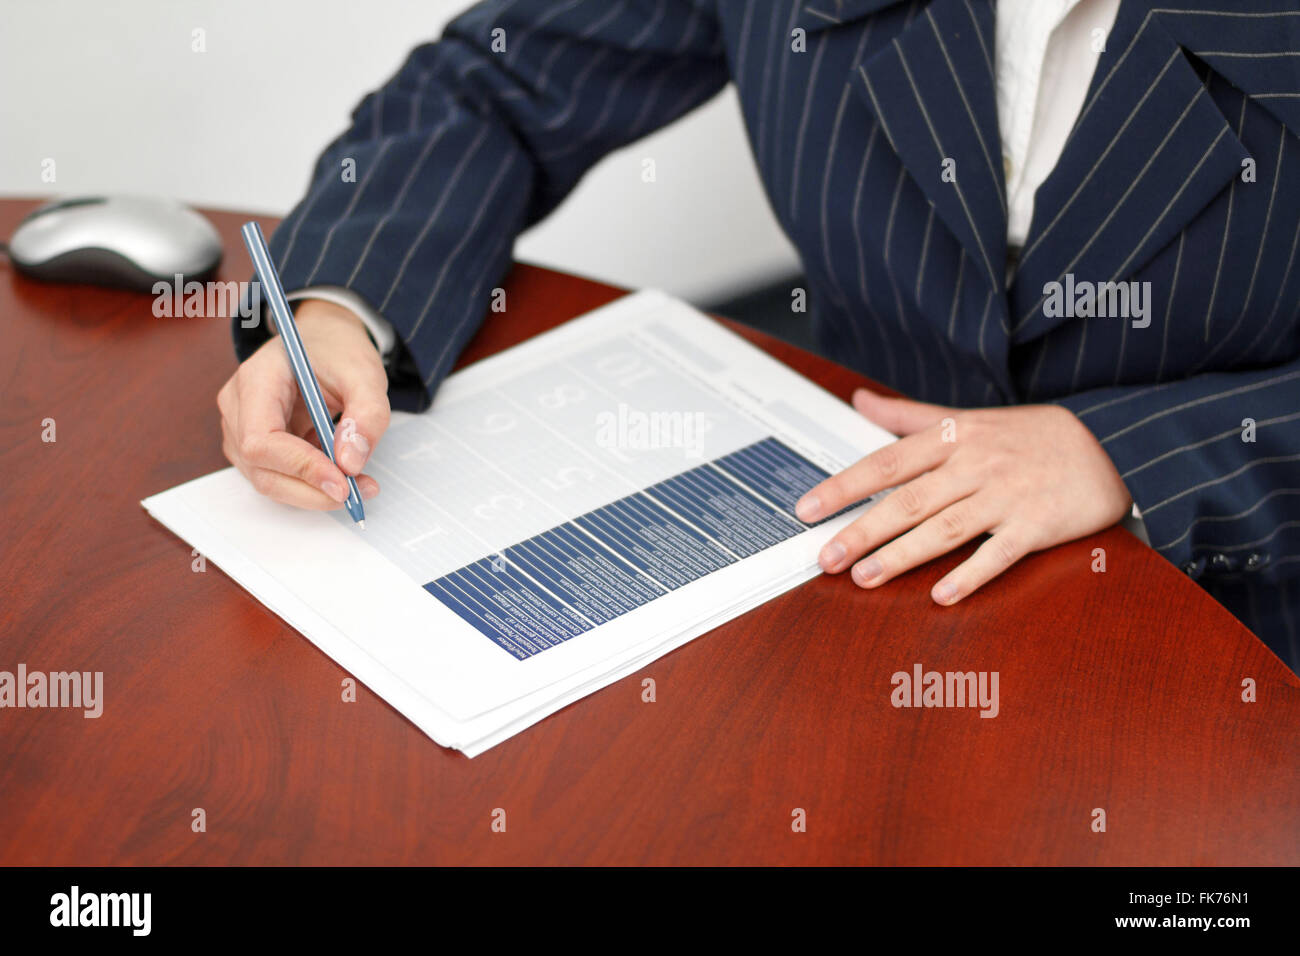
[0,0,801,303]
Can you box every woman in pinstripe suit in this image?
[218,0,1300,672]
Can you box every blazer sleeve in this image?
[1052,354,1300,585]
[233,0,728,411]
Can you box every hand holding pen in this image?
[217,221,388,520]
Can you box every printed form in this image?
[144,291,895,755]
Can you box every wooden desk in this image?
[1,199,1296,866]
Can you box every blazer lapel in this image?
[1009,0,1251,344]
[1152,0,1300,137]
[848,0,1009,293]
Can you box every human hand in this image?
[795,388,1132,604]
[218,299,389,509]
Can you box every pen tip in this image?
[357,520,366,530]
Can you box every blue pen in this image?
[240,221,366,528]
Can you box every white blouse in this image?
[995,0,1122,249]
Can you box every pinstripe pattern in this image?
[234,0,1300,671]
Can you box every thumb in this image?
[334,371,391,475]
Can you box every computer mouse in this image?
[7,196,223,291]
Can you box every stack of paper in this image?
[144,291,895,755]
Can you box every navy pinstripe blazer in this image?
[234,0,1300,670]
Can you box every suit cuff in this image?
[1052,390,1197,574]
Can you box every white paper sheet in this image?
[143,290,896,755]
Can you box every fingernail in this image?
[342,421,370,455]
[322,480,346,502]
[796,495,821,522]
[819,540,846,570]
[360,480,379,500]
[933,581,958,604]
[337,419,370,472]
[853,557,883,585]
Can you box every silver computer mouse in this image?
[7,196,223,291]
